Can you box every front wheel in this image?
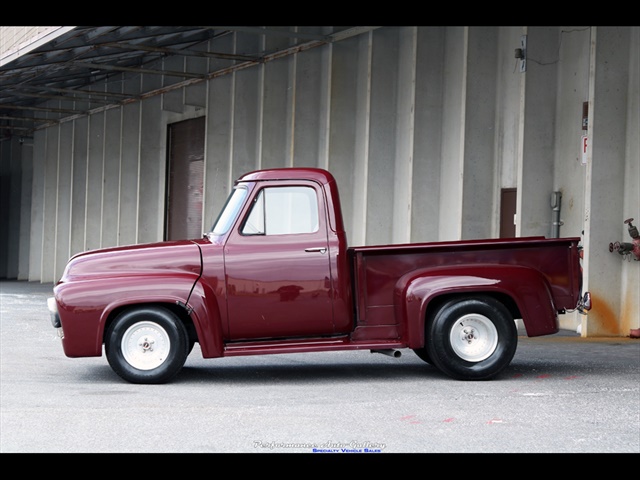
[105,306,188,384]
[427,296,517,381]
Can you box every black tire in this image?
[105,306,189,384]
[186,339,196,355]
[412,347,433,365]
[426,296,517,381]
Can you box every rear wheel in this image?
[426,296,517,380]
[105,306,188,384]
[412,347,433,364]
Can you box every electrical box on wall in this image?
[515,35,527,73]
[581,102,589,165]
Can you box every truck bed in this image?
[349,236,582,337]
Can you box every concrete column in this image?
[365,27,400,245]
[261,31,291,170]
[41,125,59,283]
[350,31,373,246]
[5,137,22,278]
[517,27,559,238]
[100,97,123,249]
[461,27,498,240]
[138,91,163,244]
[204,33,234,228]
[392,27,417,244]
[231,31,261,181]
[411,27,444,243]
[621,27,640,334]
[438,27,466,241]
[28,129,45,281]
[0,138,12,278]
[327,31,368,246]
[69,117,88,258]
[18,140,33,280]
[582,27,633,336]
[119,102,141,246]
[293,27,331,170]
[85,112,104,251]
[54,121,72,281]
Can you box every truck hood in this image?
[59,239,208,283]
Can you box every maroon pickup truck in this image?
[48,168,591,384]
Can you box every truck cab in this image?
[203,168,353,341]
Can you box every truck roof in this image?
[237,167,336,185]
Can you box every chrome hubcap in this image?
[121,321,171,370]
[449,314,498,362]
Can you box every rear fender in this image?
[395,264,557,348]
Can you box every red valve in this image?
[610,218,640,261]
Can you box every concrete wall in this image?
[1,26,638,337]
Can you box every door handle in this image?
[305,247,327,254]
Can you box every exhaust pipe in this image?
[371,349,402,358]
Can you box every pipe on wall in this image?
[551,191,563,238]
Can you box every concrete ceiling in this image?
[0,26,377,141]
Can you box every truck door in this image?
[224,181,334,340]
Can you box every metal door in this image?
[500,188,517,238]
[166,116,205,240]
[223,181,335,340]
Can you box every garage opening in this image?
[500,188,517,238]
[165,116,206,240]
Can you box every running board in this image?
[223,336,405,357]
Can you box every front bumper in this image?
[47,297,63,337]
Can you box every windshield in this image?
[210,186,248,235]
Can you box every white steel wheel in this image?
[426,296,518,381]
[106,306,188,384]
[449,313,498,362]
[121,321,171,370]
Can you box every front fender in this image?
[395,264,557,348]
[185,278,225,358]
[55,274,199,357]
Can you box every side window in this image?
[242,186,319,235]
[242,190,265,234]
